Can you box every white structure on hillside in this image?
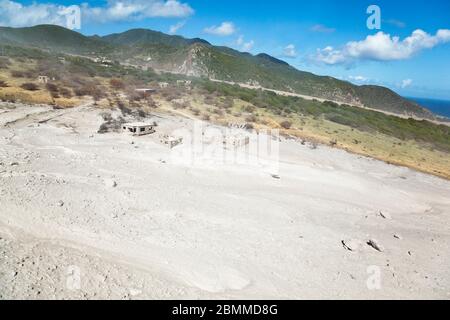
[37,75,51,83]
[135,88,156,96]
[223,134,250,149]
[160,134,183,149]
[122,123,155,136]
[177,80,192,86]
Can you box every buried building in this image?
[160,134,183,149]
[223,134,250,149]
[122,122,155,136]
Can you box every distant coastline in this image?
[408,97,450,119]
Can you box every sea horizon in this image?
[407,96,450,119]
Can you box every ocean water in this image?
[408,97,450,119]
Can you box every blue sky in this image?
[1,0,449,99]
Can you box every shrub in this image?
[59,87,73,98]
[110,78,125,90]
[145,96,157,108]
[245,123,254,130]
[213,108,224,116]
[126,89,144,102]
[74,84,105,103]
[21,82,39,91]
[97,116,125,134]
[204,95,216,105]
[100,112,113,122]
[45,83,59,93]
[245,115,257,123]
[0,80,8,88]
[46,83,60,98]
[0,57,10,69]
[74,86,92,96]
[280,120,292,129]
[118,102,132,116]
[11,70,25,78]
[330,139,338,147]
[244,105,256,113]
[137,109,147,118]
[11,70,34,78]
[181,101,191,109]
[172,102,183,109]
[91,86,105,104]
[221,97,234,109]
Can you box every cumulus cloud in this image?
[401,79,413,88]
[282,44,297,58]
[310,24,335,33]
[169,20,186,34]
[235,35,254,52]
[348,75,369,83]
[242,40,254,52]
[0,0,68,27]
[236,35,244,46]
[313,29,450,65]
[0,0,194,27]
[204,21,236,36]
[83,0,194,23]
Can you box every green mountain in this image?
[0,24,434,119]
[0,25,112,54]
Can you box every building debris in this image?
[160,134,183,149]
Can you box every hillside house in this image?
[177,80,192,89]
[135,88,156,97]
[160,134,183,149]
[122,123,155,136]
[37,76,51,83]
[223,134,250,149]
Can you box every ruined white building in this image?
[37,76,50,83]
[122,123,155,136]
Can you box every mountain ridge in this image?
[0,24,435,119]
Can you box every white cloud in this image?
[348,75,369,83]
[169,20,186,34]
[310,24,335,33]
[234,35,254,52]
[242,40,254,52]
[0,0,194,27]
[314,29,450,65]
[236,35,244,46]
[83,0,194,22]
[282,44,297,58]
[204,21,236,36]
[401,79,413,88]
[0,0,68,27]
